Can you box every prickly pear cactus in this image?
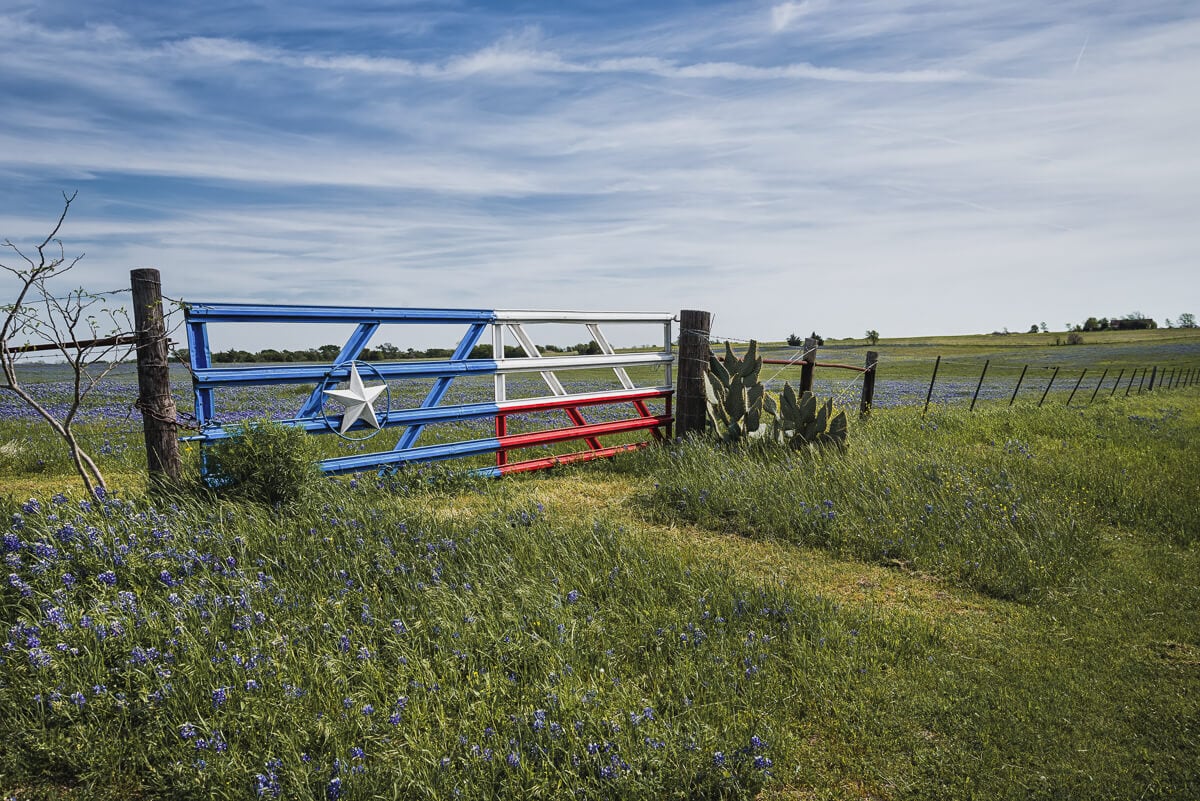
[773,383,848,450]
[704,340,847,451]
[704,341,769,441]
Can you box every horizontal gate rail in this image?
[184,303,495,324]
[183,303,674,479]
[319,412,672,476]
[191,352,672,388]
[184,386,672,443]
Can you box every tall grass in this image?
[604,393,1200,599]
[2,392,1198,799]
[0,478,936,799]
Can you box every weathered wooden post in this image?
[675,309,712,440]
[859,350,878,418]
[1147,365,1157,392]
[1110,368,1124,397]
[969,359,989,412]
[799,337,817,394]
[131,268,182,483]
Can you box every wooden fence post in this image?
[131,269,182,483]
[799,337,817,394]
[1126,368,1137,396]
[676,309,712,440]
[1147,365,1157,392]
[859,351,878,418]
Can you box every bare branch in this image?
[1,192,121,494]
[37,190,78,254]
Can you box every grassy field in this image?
[1,334,1198,799]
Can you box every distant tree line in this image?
[786,331,825,347]
[174,341,606,364]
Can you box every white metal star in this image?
[323,363,386,434]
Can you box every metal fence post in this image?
[923,356,941,417]
[969,360,989,412]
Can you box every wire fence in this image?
[697,329,1199,417]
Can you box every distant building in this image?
[1108,318,1157,330]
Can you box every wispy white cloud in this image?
[770,1,822,33]
[1,1,1198,345]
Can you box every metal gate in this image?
[183,303,674,478]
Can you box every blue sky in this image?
[2,0,1198,349]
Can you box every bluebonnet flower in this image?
[361,704,374,716]
[212,687,228,708]
[97,570,117,586]
[754,755,773,770]
[70,692,86,707]
[253,770,282,798]
[3,533,20,552]
[180,723,198,739]
[350,746,365,759]
[506,752,520,768]
[326,777,342,800]
[712,751,726,767]
[566,590,580,604]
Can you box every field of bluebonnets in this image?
[2,334,1199,800]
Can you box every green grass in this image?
[2,353,1199,799]
[755,327,1200,384]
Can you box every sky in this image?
[1,0,1198,351]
